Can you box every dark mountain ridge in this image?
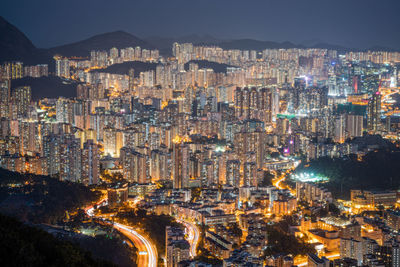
[0,16,153,65]
[1,16,399,66]
[216,39,302,51]
[47,30,154,58]
[0,16,36,62]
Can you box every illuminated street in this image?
[85,199,158,267]
[273,173,286,190]
[1,2,400,265]
[177,219,200,257]
[114,223,158,267]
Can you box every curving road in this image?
[177,219,200,258]
[274,174,286,190]
[85,199,158,267]
[114,223,158,267]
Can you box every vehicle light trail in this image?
[85,198,157,267]
[177,219,200,257]
[274,175,286,190]
[114,223,158,267]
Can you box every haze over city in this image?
[1,0,400,49]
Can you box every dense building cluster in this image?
[1,41,400,267]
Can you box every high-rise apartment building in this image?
[367,92,381,131]
[3,62,23,79]
[82,139,100,185]
[346,114,363,138]
[0,79,10,118]
[59,136,82,183]
[172,139,189,189]
[235,87,272,123]
[226,160,240,187]
[55,56,70,78]
[120,147,148,183]
[166,226,190,267]
[11,86,31,118]
[42,134,61,177]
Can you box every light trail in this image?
[114,223,158,267]
[84,197,108,216]
[84,198,158,267]
[177,219,200,258]
[274,174,286,190]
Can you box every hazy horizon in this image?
[1,0,400,49]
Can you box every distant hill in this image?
[0,16,36,62]
[216,39,302,51]
[145,34,223,55]
[311,43,349,53]
[1,15,400,66]
[147,34,400,54]
[32,31,154,67]
[147,36,357,53]
[0,16,153,65]
[11,76,79,101]
[145,36,303,53]
[184,60,234,73]
[47,31,154,58]
[90,61,157,77]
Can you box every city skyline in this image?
[2,1,400,267]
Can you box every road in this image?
[274,174,286,190]
[177,219,200,257]
[272,169,297,195]
[85,199,158,267]
[114,223,158,267]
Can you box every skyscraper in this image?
[56,97,72,124]
[226,160,240,187]
[367,92,381,132]
[59,135,82,182]
[0,79,10,118]
[120,147,148,183]
[234,87,273,123]
[165,226,190,267]
[346,114,363,138]
[103,127,123,157]
[340,238,363,265]
[172,138,189,189]
[42,134,61,177]
[4,62,23,79]
[11,86,31,118]
[55,56,70,78]
[19,120,40,156]
[82,139,100,185]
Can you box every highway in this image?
[177,219,200,258]
[85,199,158,267]
[114,223,158,267]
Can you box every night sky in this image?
[1,0,400,49]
